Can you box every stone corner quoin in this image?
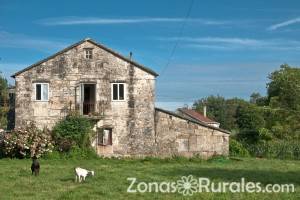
[12,38,229,158]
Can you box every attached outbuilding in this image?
[11,38,229,158]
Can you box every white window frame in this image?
[34,83,49,101]
[111,83,126,102]
[97,128,113,146]
[85,48,93,59]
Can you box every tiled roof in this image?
[178,108,218,124]
[155,107,229,134]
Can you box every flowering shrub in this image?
[0,129,5,158]
[3,122,54,158]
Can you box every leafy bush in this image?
[258,128,273,141]
[0,130,4,158]
[0,73,9,129]
[43,146,98,160]
[0,140,4,159]
[2,122,54,158]
[229,139,250,157]
[208,155,230,163]
[52,115,92,151]
[64,146,98,159]
[42,150,61,160]
[245,140,300,160]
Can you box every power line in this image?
[159,0,195,78]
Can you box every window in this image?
[35,83,49,101]
[111,83,125,101]
[85,48,93,59]
[98,128,112,145]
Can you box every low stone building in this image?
[11,38,229,158]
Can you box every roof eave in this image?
[156,107,230,134]
[11,38,159,78]
[178,108,218,124]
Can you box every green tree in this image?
[250,92,261,104]
[236,103,265,143]
[193,95,227,128]
[236,103,265,131]
[224,98,249,130]
[0,72,9,129]
[193,96,249,130]
[267,64,300,110]
[250,92,268,106]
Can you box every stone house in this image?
[11,38,229,158]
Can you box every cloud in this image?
[159,37,300,51]
[0,31,67,52]
[0,63,30,83]
[37,16,229,26]
[268,17,300,30]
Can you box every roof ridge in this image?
[156,107,230,134]
[178,108,218,123]
[11,38,159,78]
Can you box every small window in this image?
[98,128,112,146]
[111,83,125,101]
[85,48,93,59]
[35,83,49,101]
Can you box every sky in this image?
[1,0,300,110]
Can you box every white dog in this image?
[74,167,94,182]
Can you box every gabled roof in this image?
[178,108,219,124]
[155,107,230,134]
[11,38,159,78]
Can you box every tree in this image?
[250,92,268,106]
[193,95,227,127]
[224,98,249,130]
[0,72,9,129]
[193,96,249,130]
[236,103,265,143]
[267,64,300,110]
[192,64,300,145]
[250,92,261,104]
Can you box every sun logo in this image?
[177,175,198,196]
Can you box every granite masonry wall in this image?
[154,108,229,158]
[13,39,229,158]
[14,40,156,156]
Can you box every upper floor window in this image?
[85,48,93,59]
[35,83,49,101]
[111,83,125,101]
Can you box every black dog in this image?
[31,156,40,176]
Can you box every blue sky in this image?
[1,0,300,110]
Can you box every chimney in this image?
[203,105,207,117]
[129,52,133,60]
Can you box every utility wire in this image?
[159,0,195,78]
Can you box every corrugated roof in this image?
[11,38,159,78]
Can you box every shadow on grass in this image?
[60,177,75,182]
[156,168,300,186]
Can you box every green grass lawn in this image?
[0,157,299,200]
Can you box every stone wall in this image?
[13,39,229,158]
[154,108,229,158]
[14,40,156,156]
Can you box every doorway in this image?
[83,84,96,115]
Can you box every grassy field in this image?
[0,157,299,200]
